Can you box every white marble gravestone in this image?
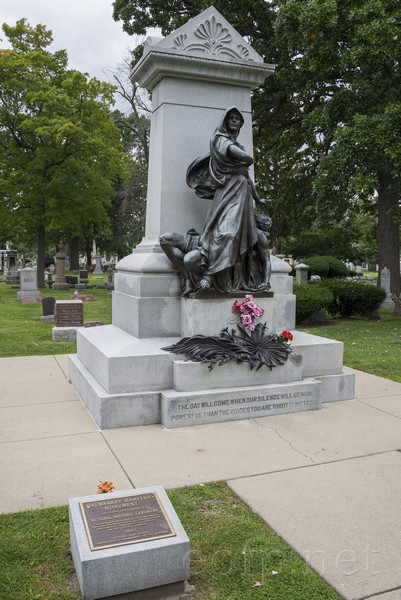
[17,267,41,301]
[69,6,354,430]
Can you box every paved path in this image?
[2,354,401,600]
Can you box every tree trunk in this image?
[37,225,46,288]
[70,236,80,272]
[377,167,401,314]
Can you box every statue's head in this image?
[224,107,244,136]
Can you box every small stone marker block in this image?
[20,295,41,304]
[69,486,190,600]
[70,294,94,301]
[55,300,83,327]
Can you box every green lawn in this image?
[0,278,112,357]
[0,484,341,600]
[299,308,401,382]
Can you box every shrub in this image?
[301,256,329,278]
[303,256,349,279]
[294,283,333,324]
[322,279,386,318]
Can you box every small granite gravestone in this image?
[79,269,88,285]
[69,486,189,600]
[40,297,56,322]
[52,300,84,342]
[70,292,94,302]
[55,300,84,327]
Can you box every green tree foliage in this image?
[109,56,150,256]
[274,0,401,298]
[282,226,356,260]
[0,19,127,285]
[294,283,333,324]
[303,255,349,278]
[112,0,401,305]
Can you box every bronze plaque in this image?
[55,300,83,327]
[80,493,176,551]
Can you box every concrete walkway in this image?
[2,354,401,600]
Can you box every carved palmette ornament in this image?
[172,15,251,61]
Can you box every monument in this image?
[69,6,354,430]
[4,247,19,284]
[52,243,70,291]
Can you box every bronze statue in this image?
[161,107,271,296]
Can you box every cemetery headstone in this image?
[18,267,41,302]
[40,297,56,322]
[93,252,103,274]
[381,267,394,309]
[52,300,84,342]
[294,263,309,286]
[55,300,84,327]
[70,292,94,302]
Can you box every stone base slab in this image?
[316,371,355,403]
[52,326,82,342]
[69,486,190,600]
[68,318,354,429]
[69,354,161,429]
[161,378,321,428]
[17,290,41,299]
[40,315,55,322]
[76,325,178,394]
[291,331,344,377]
[52,283,70,290]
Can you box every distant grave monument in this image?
[380,267,395,309]
[52,243,70,291]
[4,247,19,284]
[69,6,354,431]
[18,267,41,303]
[93,250,103,274]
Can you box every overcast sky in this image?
[0,0,144,84]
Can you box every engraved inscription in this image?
[80,493,176,551]
[55,301,83,327]
[169,390,317,424]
